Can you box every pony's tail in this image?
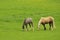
[53,20,56,29]
[52,18,56,29]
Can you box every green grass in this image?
[0,0,60,40]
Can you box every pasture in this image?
[0,0,60,40]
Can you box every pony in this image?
[22,18,34,31]
[38,16,56,31]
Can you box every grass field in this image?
[0,0,60,40]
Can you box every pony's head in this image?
[22,24,24,29]
[38,19,42,30]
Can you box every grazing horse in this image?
[38,16,56,31]
[22,18,34,31]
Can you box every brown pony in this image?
[38,16,56,31]
[22,18,34,31]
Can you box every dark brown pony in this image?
[22,18,34,31]
[38,16,56,31]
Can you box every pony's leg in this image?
[51,23,53,31]
[29,23,31,31]
[49,23,51,30]
[49,22,53,31]
[43,24,46,30]
[25,24,28,31]
[31,22,34,31]
[29,23,31,27]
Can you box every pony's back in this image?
[40,16,54,23]
[25,18,32,24]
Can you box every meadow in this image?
[0,0,60,40]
